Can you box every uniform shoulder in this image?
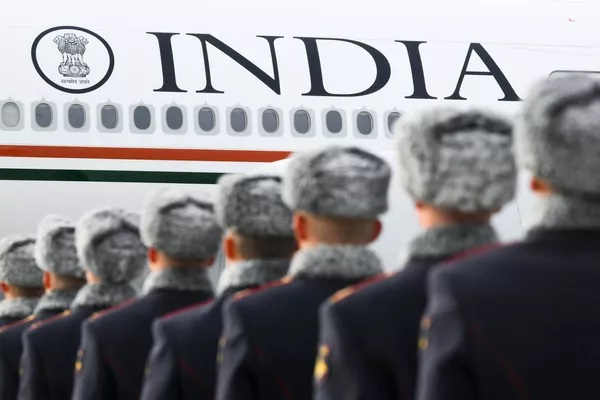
[441,241,515,265]
[160,297,216,324]
[433,241,525,289]
[231,276,295,303]
[0,314,36,335]
[86,298,138,325]
[328,271,397,306]
[26,309,73,337]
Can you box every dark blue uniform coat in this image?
[140,288,242,400]
[0,308,65,400]
[18,306,105,400]
[0,317,24,328]
[216,276,367,400]
[417,229,600,400]
[315,259,444,400]
[314,244,499,400]
[72,288,214,400]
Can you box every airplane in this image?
[0,0,597,278]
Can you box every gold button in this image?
[75,361,83,371]
[418,337,429,351]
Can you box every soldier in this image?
[18,207,147,400]
[313,107,517,400]
[416,74,600,399]
[140,174,296,400]
[0,216,85,400]
[216,146,391,400]
[72,188,223,400]
[0,236,44,327]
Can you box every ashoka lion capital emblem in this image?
[54,33,90,78]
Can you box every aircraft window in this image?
[294,111,311,134]
[68,105,86,129]
[101,106,118,129]
[388,112,402,133]
[166,106,184,130]
[326,111,343,134]
[35,104,53,128]
[357,112,373,135]
[1,103,20,128]
[231,108,247,133]
[198,107,215,132]
[262,109,279,133]
[134,106,151,130]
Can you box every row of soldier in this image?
[0,73,596,400]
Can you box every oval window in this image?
[1,103,20,128]
[101,106,118,129]
[68,104,86,129]
[262,109,279,133]
[326,111,343,134]
[387,112,402,133]
[357,112,373,135]
[134,106,151,130]
[294,110,311,134]
[166,106,183,130]
[231,108,247,133]
[35,104,53,128]
[198,108,215,132]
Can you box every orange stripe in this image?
[0,145,291,163]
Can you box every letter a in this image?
[446,43,521,101]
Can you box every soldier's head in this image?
[35,215,86,292]
[395,107,516,228]
[76,207,147,286]
[282,146,391,248]
[140,188,223,271]
[0,235,44,299]
[215,174,296,263]
[516,74,600,200]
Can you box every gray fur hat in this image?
[282,146,391,218]
[215,174,293,237]
[141,188,223,261]
[395,107,516,212]
[516,74,600,197]
[76,207,147,284]
[0,235,43,287]
[34,215,84,279]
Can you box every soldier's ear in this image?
[43,272,52,290]
[223,232,238,263]
[370,220,382,243]
[0,282,8,295]
[293,213,309,244]
[148,248,159,264]
[530,177,553,196]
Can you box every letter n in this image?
[187,34,283,94]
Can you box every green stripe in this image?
[0,169,225,184]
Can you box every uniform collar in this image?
[34,288,79,314]
[216,259,290,296]
[71,283,137,309]
[528,194,600,232]
[288,244,383,280]
[0,297,38,319]
[407,223,499,258]
[141,267,214,295]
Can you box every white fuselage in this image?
[0,0,597,272]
